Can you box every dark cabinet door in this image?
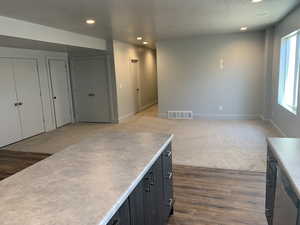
[152,156,164,225]
[265,147,277,225]
[143,170,155,225]
[107,143,174,225]
[107,214,120,225]
[162,143,174,221]
[143,156,164,225]
[107,200,131,225]
[129,182,145,225]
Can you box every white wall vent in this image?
[167,111,193,120]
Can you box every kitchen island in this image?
[0,131,174,225]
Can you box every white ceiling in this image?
[0,0,298,48]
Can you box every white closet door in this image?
[0,58,22,146]
[49,59,71,127]
[13,58,44,139]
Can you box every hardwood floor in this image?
[0,150,51,181]
[168,165,267,225]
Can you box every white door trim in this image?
[47,57,74,128]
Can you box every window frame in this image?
[278,30,300,115]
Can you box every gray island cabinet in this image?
[107,143,174,225]
[0,132,174,225]
[266,138,300,225]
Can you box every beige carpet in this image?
[4,106,281,172]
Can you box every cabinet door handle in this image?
[150,171,155,186]
[14,102,23,106]
[112,219,120,225]
[165,151,172,157]
[144,177,151,192]
[167,198,173,207]
[167,172,173,180]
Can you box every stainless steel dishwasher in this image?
[273,169,298,225]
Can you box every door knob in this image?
[53,96,57,99]
[136,88,140,91]
[19,102,23,106]
[14,102,19,107]
[88,93,95,97]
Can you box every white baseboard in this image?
[259,115,273,123]
[159,112,261,120]
[193,113,261,120]
[260,115,287,137]
[118,112,135,122]
[259,115,267,121]
[140,101,157,111]
[118,101,158,122]
[269,120,287,137]
[158,113,166,118]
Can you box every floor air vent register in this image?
[167,111,193,119]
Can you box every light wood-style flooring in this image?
[168,165,267,225]
[0,150,50,181]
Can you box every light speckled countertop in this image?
[268,138,300,199]
[0,131,173,225]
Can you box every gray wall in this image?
[157,32,265,119]
[270,6,300,137]
[263,28,275,120]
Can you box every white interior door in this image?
[130,59,141,113]
[49,59,72,128]
[13,58,44,139]
[71,57,110,122]
[0,58,22,147]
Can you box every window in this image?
[278,31,300,114]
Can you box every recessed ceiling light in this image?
[240,26,248,31]
[251,0,263,3]
[143,41,148,45]
[86,19,96,25]
[137,37,143,40]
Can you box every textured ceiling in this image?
[0,0,298,47]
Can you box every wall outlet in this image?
[219,105,223,111]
